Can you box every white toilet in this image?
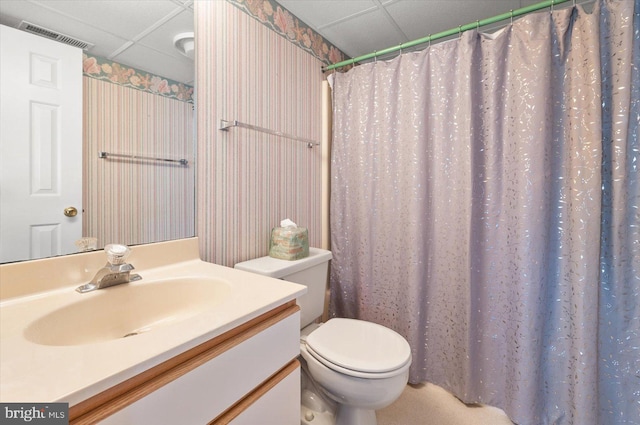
[235,248,411,425]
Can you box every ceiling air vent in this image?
[17,20,94,51]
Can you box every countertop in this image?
[0,238,305,405]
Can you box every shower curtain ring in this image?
[428,34,431,48]
[458,25,462,39]
[374,50,377,63]
[550,0,554,12]
[510,10,514,25]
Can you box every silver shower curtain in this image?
[329,1,639,424]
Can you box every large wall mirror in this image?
[0,0,195,263]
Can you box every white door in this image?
[0,24,82,263]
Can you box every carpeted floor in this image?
[377,383,514,425]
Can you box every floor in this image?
[377,383,514,425]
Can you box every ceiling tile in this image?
[385,0,524,42]
[319,8,407,58]
[0,0,194,84]
[277,0,378,29]
[31,0,180,40]
[136,8,193,57]
[113,43,193,85]
[0,1,128,57]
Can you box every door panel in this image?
[0,24,82,263]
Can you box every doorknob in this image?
[64,206,78,217]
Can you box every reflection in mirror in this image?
[0,1,195,263]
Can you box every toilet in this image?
[235,248,411,425]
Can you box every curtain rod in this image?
[323,0,575,71]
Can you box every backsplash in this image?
[196,0,325,266]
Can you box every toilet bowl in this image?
[301,318,411,425]
[235,248,411,425]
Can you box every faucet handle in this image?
[104,244,131,265]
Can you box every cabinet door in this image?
[99,311,300,425]
[228,365,300,425]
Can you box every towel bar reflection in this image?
[219,119,319,148]
[98,151,188,166]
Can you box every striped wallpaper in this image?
[196,0,325,266]
[83,77,195,249]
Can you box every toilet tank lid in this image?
[234,247,332,278]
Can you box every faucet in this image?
[76,244,141,293]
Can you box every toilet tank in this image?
[235,248,332,328]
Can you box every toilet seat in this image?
[304,318,411,379]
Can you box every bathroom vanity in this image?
[0,238,306,424]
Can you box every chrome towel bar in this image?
[98,151,188,166]
[219,119,319,148]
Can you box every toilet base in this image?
[300,404,335,425]
[300,361,337,425]
[336,405,377,425]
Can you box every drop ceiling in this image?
[278,0,587,62]
[0,0,584,85]
[0,0,195,85]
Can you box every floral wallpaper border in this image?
[227,0,348,66]
[82,54,194,103]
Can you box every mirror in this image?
[0,1,195,263]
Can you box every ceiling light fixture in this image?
[173,32,194,60]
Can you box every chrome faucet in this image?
[76,244,141,293]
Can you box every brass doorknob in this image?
[64,207,78,217]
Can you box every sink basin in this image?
[24,277,232,346]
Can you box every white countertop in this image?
[0,238,305,405]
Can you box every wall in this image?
[83,56,195,248]
[195,1,342,266]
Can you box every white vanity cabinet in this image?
[69,302,301,425]
[1,238,306,423]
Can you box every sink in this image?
[23,277,232,346]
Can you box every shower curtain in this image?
[329,1,639,424]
